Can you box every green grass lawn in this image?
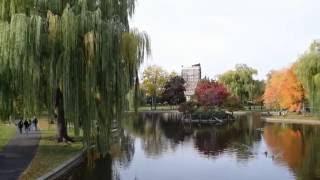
[138,105,178,111]
[0,122,16,151]
[20,117,83,180]
[270,112,320,121]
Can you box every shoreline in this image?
[262,117,320,125]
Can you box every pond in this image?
[69,113,320,180]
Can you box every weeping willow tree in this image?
[0,0,151,154]
[296,42,320,115]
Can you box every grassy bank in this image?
[138,105,178,111]
[270,113,320,121]
[20,117,83,180]
[0,122,16,151]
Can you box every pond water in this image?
[70,113,320,180]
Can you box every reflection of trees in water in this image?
[123,113,171,157]
[233,114,263,162]
[194,128,227,157]
[142,119,169,157]
[193,114,262,161]
[123,113,196,157]
[263,124,320,180]
[123,113,264,162]
[263,125,304,170]
[110,130,135,168]
[73,113,320,180]
[160,121,193,149]
[69,125,136,180]
[69,154,114,180]
[298,135,320,180]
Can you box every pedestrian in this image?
[33,117,38,131]
[24,119,29,133]
[18,119,23,134]
[28,119,32,131]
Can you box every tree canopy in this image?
[141,65,168,109]
[296,44,320,113]
[264,66,304,111]
[218,64,263,105]
[162,75,186,106]
[223,95,242,113]
[0,0,151,154]
[195,79,229,109]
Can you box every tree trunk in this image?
[54,88,74,143]
[151,96,153,110]
[152,95,157,110]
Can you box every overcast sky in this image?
[130,0,320,80]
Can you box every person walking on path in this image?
[33,117,38,131]
[17,119,23,134]
[23,119,29,134]
[28,119,32,131]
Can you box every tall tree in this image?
[195,79,229,109]
[296,42,320,114]
[0,0,150,153]
[218,64,261,105]
[162,76,186,106]
[264,66,304,112]
[141,65,168,110]
[223,96,242,115]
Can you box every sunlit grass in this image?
[271,112,320,120]
[0,122,16,151]
[20,117,83,180]
[138,105,178,111]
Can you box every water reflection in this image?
[69,154,113,180]
[71,113,320,180]
[264,125,304,169]
[263,124,320,179]
[124,113,264,160]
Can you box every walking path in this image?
[0,130,40,180]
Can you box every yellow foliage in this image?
[47,11,59,43]
[84,31,96,63]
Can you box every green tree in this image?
[142,65,168,110]
[218,64,262,105]
[251,80,265,108]
[223,96,242,115]
[296,42,320,114]
[178,101,198,115]
[162,76,186,106]
[169,71,178,78]
[0,0,150,153]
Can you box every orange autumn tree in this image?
[264,66,305,111]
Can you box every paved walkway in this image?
[0,130,40,180]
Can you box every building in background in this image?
[181,64,201,101]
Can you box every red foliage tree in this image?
[195,80,230,108]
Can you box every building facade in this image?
[181,64,201,101]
